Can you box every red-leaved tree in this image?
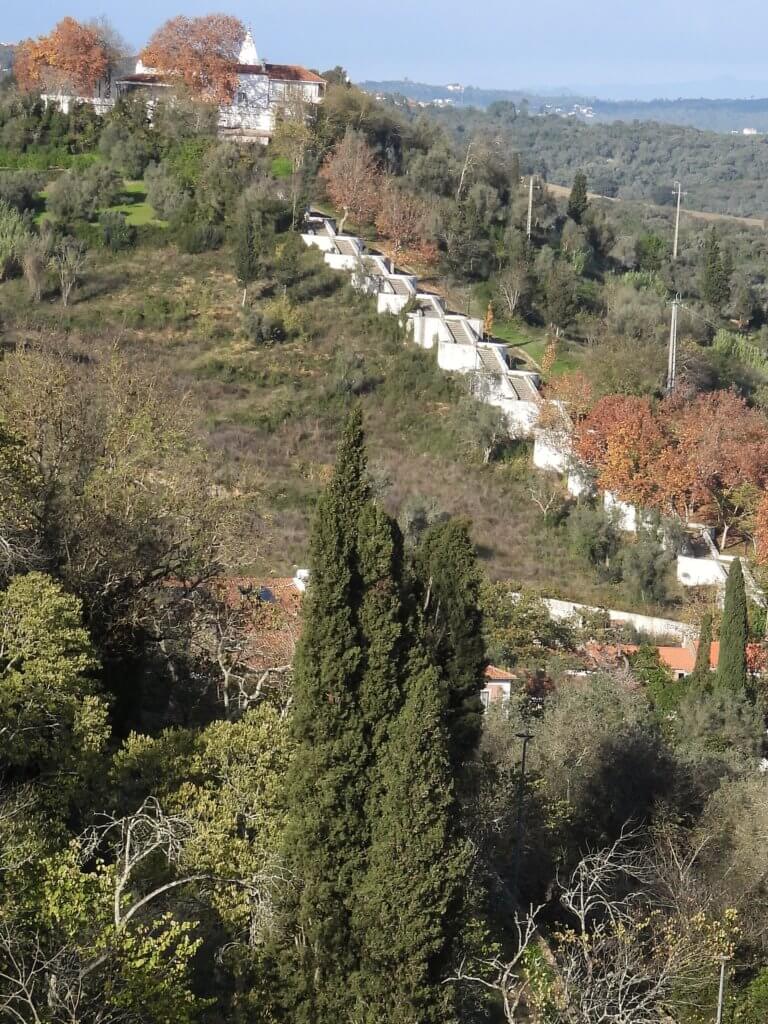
[576,395,671,509]
[141,14,245,104]
[320,128,381,232]
[14,18,109,97]
[375,177,428,255]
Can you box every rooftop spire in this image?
[239,29,260,65]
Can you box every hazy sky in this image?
[6,0,768,98]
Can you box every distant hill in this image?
[360,79,768,134]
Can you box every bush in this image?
[0,170,44,213]
[100,211,136,252]
[565,502,620,573]
[241,295,307,346]
[47,165,122,225]
[144,161,189,222]
[174,219,223,254]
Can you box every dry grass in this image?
[0,240,684,614]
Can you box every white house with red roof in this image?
[116,31,325,142]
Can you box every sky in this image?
[6,0,768,99]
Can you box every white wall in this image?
[503,401,541,436]
[325,253,360,272]
[677,555,728,588]
[378,293,410,315]
[604,491,639,533]
[533,431,570,473]
[301,234,336,253]
[437,341,482,373]
[541,596,694,643]
[408,316,445,349]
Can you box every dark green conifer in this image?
[354,657,468,1024]
[700,228,731,311]
[567,171,589,224]
[717,560,748,693]
[415,519,486,765]
[689,612,714,691]
[284,408,370,1023]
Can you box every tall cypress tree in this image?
[567,171,589,224]
[284,412,483,1022]
[690,612,714,691]
[415,519,486,765]
[717,560,748,693]
[354,657,469,1024]
[284,409,371,1022]
[700,228,731,311]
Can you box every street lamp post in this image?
[511,731,534,901]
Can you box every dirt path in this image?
[545,181,767,230]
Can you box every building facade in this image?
[116,31,325,141]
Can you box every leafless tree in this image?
[0,924,125,1024]
[80,797,202,936]
[447,907,543,1022]
[528,479,564,519]
[496,262,530,318]
[554,833,732,1024]
[50,239,86,308]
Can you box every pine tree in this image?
[717,560,748,693]
[284,408,371,1023]
[354,657,469,1024]
[567,171,589,224]
[700,228,731,311]
[415,520,486,766]
[689,612,714,691]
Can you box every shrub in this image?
[100,211,136,252]
[174,219,223,254]
[144,161,189,222]
[0,170,44,213]
[0,199,29,280]
[46,165,121,225]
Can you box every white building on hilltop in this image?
[114,31,325,141]
[43,31,325,141]
[116,30,325,141]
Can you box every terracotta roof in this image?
[119,64,325,89]
[485,665,516,681]
[219,577,302,672]
[245,62,326,84]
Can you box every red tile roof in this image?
[244,62,326,84]
[485,665,516,681]
[120,65,325,87]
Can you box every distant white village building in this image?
[43,30,325,142]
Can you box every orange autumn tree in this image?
[141,14,245,104]
[544,371,595,425]
[576,395,671,509]
[320,128,381,232]
[669,390,768,549]
[375,177,428,256]
[14,17,109,97]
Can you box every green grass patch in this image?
[494,320,579,374]
[105,181,167,228]
[271,156,293,179]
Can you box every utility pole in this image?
[672,180,687,261]
[715,957,728,1024]
[511,731,534,900]
[526,176,541,240]
[667,295,680,393]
